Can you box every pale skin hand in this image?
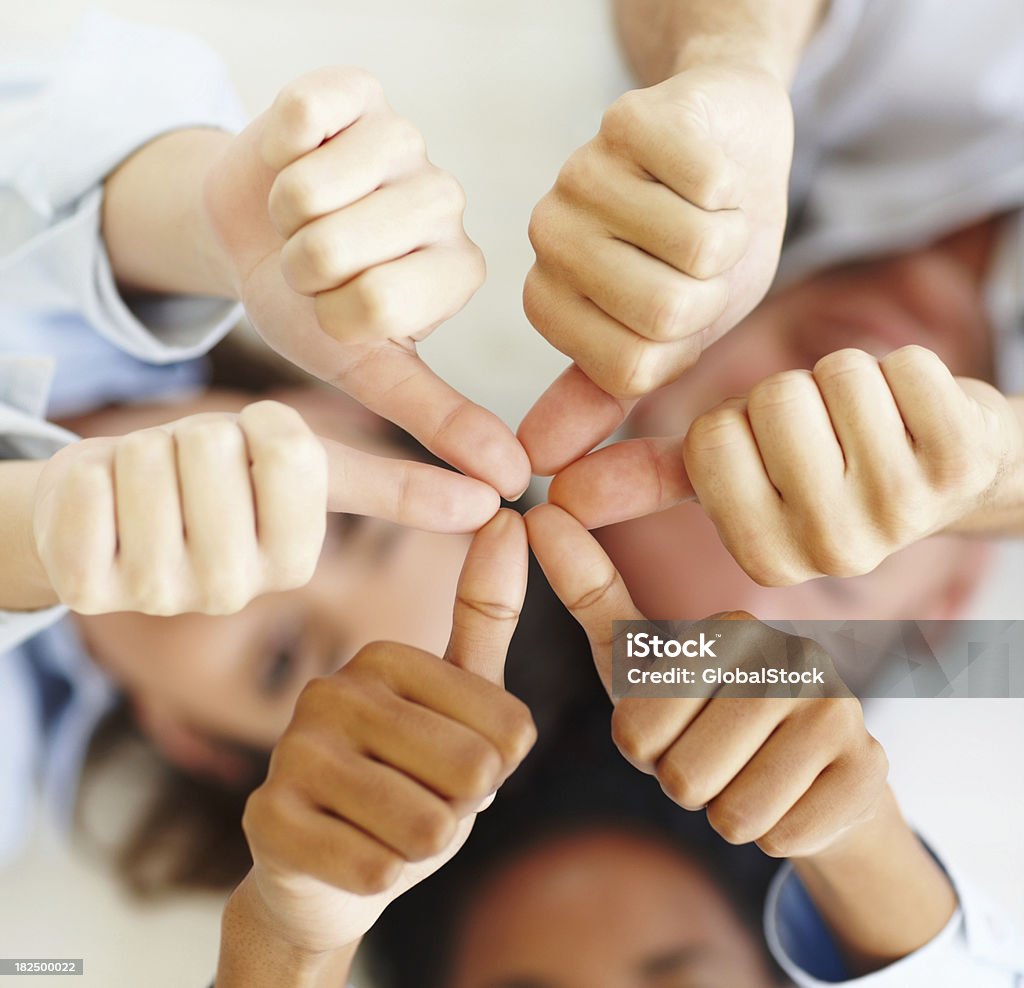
[216,511,535,985]
[23,399,500,617]
[104,67,530,499]
[549,345,1024,585]
[518,0,827,475]
[525,504,957,976]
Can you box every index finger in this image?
[334,340,532,501]
[443,509,528,685]
[549,435,696,528]
[261,66,387,172]
[524,504,644,695]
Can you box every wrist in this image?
[216,873,358,988]
[0,461,58,611]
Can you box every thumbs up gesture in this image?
[31,399,501,616]
[527,504,888,860]
[232,510,535,956]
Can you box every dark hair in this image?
[363,607,784,988]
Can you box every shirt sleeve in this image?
[0,357,72,657]
[0,11,245,364]
[764,851,1024,987]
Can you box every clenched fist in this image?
[32,400,500,616]
[520,64,794,473]
[235,511,535,955]
[202,67,529,498]
[527,505,890,859]
[550,345,1024,585]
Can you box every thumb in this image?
[518,364,636,476]
[443,509,528,685]
[322,437,500,533]
[549,435,696,529]
[525,504,644,696]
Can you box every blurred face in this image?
[451,830,778,988]
[68,388,470,766]
[604,225,999,621]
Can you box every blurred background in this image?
[3,2,1023,985]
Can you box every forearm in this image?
[0,461,58,612]
[102,128,238,300]
[614,0,827,86]
[792,787,957,977]
[215,875,358,988]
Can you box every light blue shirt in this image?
[0,11,243,865]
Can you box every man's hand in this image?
[234,510,535,956]
[526,504,889,859]
[203,67,530,498]
[32,400,500,616]
[549,346,1024,585]
[518,63,794,474]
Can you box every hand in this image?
[32,400,500,616]
[518,63,794,474]
[202,67,530,499]
[526,504,889,858]
[549,345,1024,585]
[238,510,535,954]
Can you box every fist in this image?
[682,345,1021,585]
[527,505,889,860]
[240,511,535,953]
[33,401,327,616]
[519,64,793,473]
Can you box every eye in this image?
[260,644,298,696]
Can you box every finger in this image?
[282,170,466,297]
[269,111,427,239]
[313,241,484,345]
[355,692,507,802]
[574,170,749,281]
[113,428,185,613]
[542,233,731,343]
[745,370,845,509]
[248,787,403,896]
[323,438,499,532]
[682,398,793,585]
[35,442,117,613]
[331,341,532,501]
[880,346,984,477]
[705,707,841,846]
[517,363,635,476]
[523,264,704,400]
[174,415,258,614]
[525,503,643,695]
[297,745,460,863]
[653,698,792,810]
[443,509,528,685]
[813,349,911,472]
[239,401,328,590]
[261,66,387,173]
[549,436,695,528]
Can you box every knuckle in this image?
[610,704,659,768]
[880,343,937,379]
[553,147,600,203]
[813,347,878,383]
[273,81,320,133]
[198,572,253,616]
[500,699,539,765]
[617,342,663,399]
[647,285,693,341]
[270,167,319,229]
[526,196,564,258]
[683,223,729,280]
[290,229,345,288]
[747,370,815,417]
[706,797,758,846]
[448,736,503,798]
[124,571,180,616]
[600,89,647,147]
[656,756,703,811]
[178,417,243,456]
[350,268,401,335]
[351,846,403,895]
[755,828,794,859]
[389,114,428,160]
[404,803,458,860]
[428,167,466,214]
[684,406,749,455]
